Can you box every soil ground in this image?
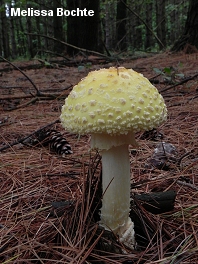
[0,52,198,263]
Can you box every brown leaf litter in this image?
[0,51,198,263]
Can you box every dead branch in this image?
[188,94,198,102]
[0,84,72,101]
[161,72,198,93]
[0,58,109,73]
[0,58,68,108]
[134,190,176,214]
[176,180,198,191]
[1,86,29,89]
[0,63,44,72]
[0,95,33,100]
[2,94,69,111]
[25,33,117,60]
[37,49,71,61]
[0,56,41,96]
[6,97,39,111]
[0,119,60,152]
[0,95,65,111]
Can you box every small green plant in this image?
[153,63,185,84]
[78,62,92,72]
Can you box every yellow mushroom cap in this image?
[60,67,167,135]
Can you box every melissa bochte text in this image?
[10,8,94,17]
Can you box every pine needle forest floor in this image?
[0,52,198,263]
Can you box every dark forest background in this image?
[0,0,198,60]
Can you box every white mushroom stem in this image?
[101,144,135,241]
[101,144,131,231]
[91,133,136,249]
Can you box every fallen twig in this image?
[6,97,38,111]
[0,84,72,101]
[0,57,70,102]
[176,180,198,191]
[37,49,71,61]
[0,56,41,96]
[161,72,198,93]
[25,33,117,60]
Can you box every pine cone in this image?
[23,128,72,156]
[45,129,73,156]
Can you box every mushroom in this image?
[60,67,167,249]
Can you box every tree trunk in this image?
[116,0,127,51]
[156,0,166,48]
[8,3,17,59]
[53,0,64,53]
[35,16,42,55]
[26,2,36,58]
[66,0,79,55]
[133,3,142,50]
[171,0,198,52]
[169,0,181,45]
[104,2,111,50]
[0,1,10,58]
[26,16,34,58]
[0,2,4,55]
[17,18,26,56]
[67,0,101,55]
[145,2,153,49]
